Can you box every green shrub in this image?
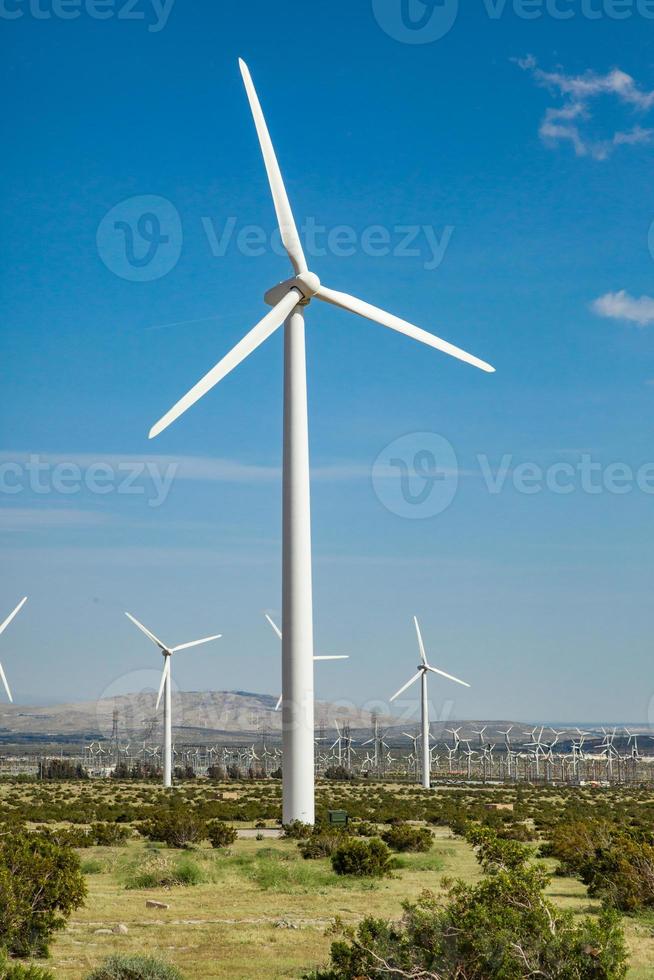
[299,832,343,860]
[142,810,206,849]
[353,822,377,838]
[281,820,313,840]
[582,834,654,913]
[90,823,130,846]
[381,823,432,853]
[307,832,628,980]
[0,832,86,957]
[541,818,614,876]
[542,818,654,913]
[0,954,55,979]
[124,851,205,890]
[206,821,237,849]
[331,838,394,878]
[80,858,104,875]
[84,954,185,979]
[173,856,205,887]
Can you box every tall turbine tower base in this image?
[282,304,316,825]
[164,664,172,788]
[421,670,430,790]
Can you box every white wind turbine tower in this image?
[0,597,28,702]
[264,614,349,711]
[125,613,221,788]
[147,60,494,824]
[389,617,470,790]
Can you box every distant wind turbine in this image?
[0,597,28,703]
[125,613,221,787]
[146,60,494,823]
[264,613,348,711]
[390,616,470,789]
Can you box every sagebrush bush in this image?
[80,858,104,875]
[381,823,433,853]
[206,821,237,849]
[331,838,394,878]
[307,832,628,980]
[84,954,185,979]
[542,818,654,912]
[142,809,206,849]
[0,831,86,957]
[281,820,313,840]
[0,955,55,979]
[124,853,204,890]
[299,832,343,860]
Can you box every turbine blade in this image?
[265,613,282,640]
[426,664,470,688]
[149,290,300,439]
[313,655,349,661]
[171,634,222,652]
[275,693,282,711]
[238,59,307,275]
[155,657,170,711]
[0,662,12,702]
[414,616,427,665]
[125,612,169,653]
[0,597,27,637]
[389,671,421,702]
[317,286,495,373]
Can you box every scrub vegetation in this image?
[0,778,653,977]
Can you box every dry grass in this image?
[30,827,654,979]
[0,779,649,978]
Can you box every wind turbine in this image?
[0,597,28,703]
[264,613,349,711]
[125,612,221,788]
[147,60,494,824]
[389,617,470,789]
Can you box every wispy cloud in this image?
[0,452,369,484]
[592,291,654,326]
[517,56,654,160]
[0,508,111,531]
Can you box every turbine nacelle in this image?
[264,272,321,308]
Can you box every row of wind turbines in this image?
[1,592,467,794]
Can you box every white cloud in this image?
[517,57,654,160]
[592,291,654,327]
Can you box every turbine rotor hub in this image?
[264,271,321,308]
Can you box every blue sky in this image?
[2,0,654,722]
